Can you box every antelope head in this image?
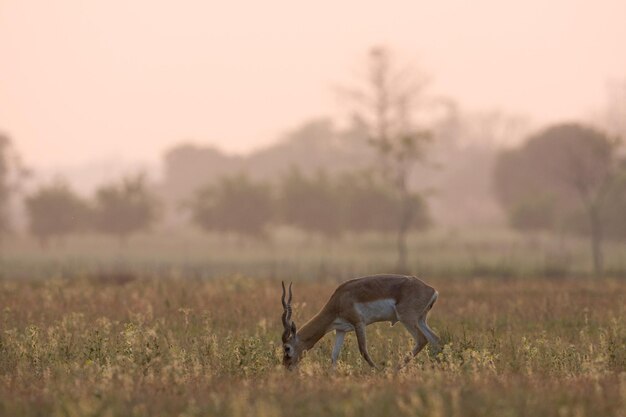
[281,281,301,370]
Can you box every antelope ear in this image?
[290,321,297,335]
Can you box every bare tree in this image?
[342,47,434,272]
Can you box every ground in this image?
[1,271,625,417]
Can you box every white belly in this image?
[355,298,398,325]
[330,298,398,332]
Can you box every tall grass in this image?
[1,275,625,417]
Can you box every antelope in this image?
[280,274,440,370]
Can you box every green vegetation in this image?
[1,231,625,416]
[1,270,624,417]
[3,42,625,417]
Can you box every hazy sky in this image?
[1,0,625,168]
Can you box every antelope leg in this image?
[331,330,346,367]
[354,322,376,368]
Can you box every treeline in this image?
[3,47,625,277]
[23,168,430,246]
[25,175,158,246]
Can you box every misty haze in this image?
[1,1,625,416]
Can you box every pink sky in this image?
[1,0,625,168]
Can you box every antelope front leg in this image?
[417,317,441,354]
[331,330,346,367]
[354,322,376,368]
[398,321,428,369]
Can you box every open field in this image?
[1,274,625,416]
[2,228,626,280]
[1,231,625,416]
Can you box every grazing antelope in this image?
[281,274,440,370]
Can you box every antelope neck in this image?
[296,308,336,351]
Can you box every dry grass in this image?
[1,275,625,417]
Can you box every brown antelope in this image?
[281,274,440,370]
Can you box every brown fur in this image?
[281,274,440,369]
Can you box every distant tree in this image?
[279,168,343,239]
[94,174,159,243]
[190,174,273,239]
[160,118,373,220]
[343,46,434,271]
[338,172,396,233]
[508,194,557,232]
[601,161,626,241]
[25,181,91,247]
[494,123,622,276]
[162,144,241,205]
[0,133,28,239]
[338,171,430,234]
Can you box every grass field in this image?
[3,227,626,280]
[1,230,625,416]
